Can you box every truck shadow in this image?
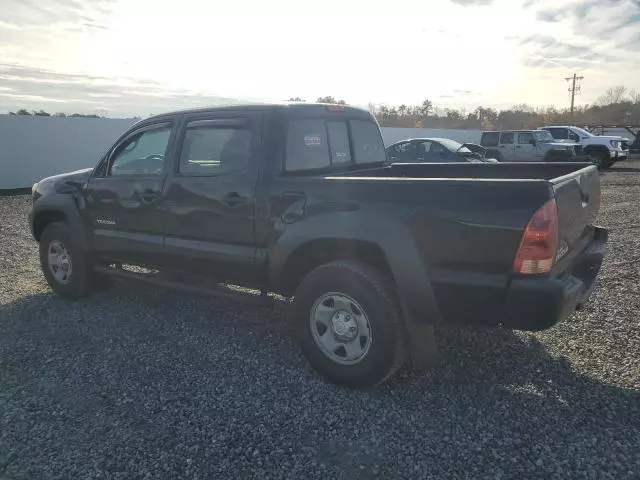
[1,288,638,477]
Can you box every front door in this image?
[85,120,176,265]
[515,132,537,161]
[161,112,262,285]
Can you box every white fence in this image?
[0,116,484,189]
[0,116,136,189]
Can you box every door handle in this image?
[516,145,522,149]
[223,192,247,207]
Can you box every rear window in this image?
[327,121,351,165]
[500,132,515,144]
[350,120,386,164]
[285,118,384,171]
[481,132,499,147]
[286,119,330,171]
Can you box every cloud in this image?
[2,0,116,26]
[453,89,475,96]
[450,0,494,5]
[517,34,618,67]
[619,31,640,50]
[0,64,242,117]
[536,11,558,22]
[533,0,640,33]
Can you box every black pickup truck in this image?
[29,103,607,387]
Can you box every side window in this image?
[415,141,432,156]
[500,132,515,144]
[109,125,172,176]
[429,141,446,153]
[178,122,251,176]
[547,128,567,140]
[327,121,351,165]
[567,130,580,142]
[394,142,411,153]
[518,132,534,144]
[286,119,330,171]
[350,120,386,164]
[389,142,412,160]
[481,132,499,147]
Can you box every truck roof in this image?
[144,103,374,123]
[481,130,540,134]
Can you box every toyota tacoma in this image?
[29,103,608,387]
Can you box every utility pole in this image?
[565,73,584,119]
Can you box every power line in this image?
[565,73,584,119]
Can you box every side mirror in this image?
[530,139,536,145]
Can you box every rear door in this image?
[161,111,262,284]
[498,132,516,161]
[85,120,176,264]
[515,132,537,161]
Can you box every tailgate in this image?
[551,165,601,261]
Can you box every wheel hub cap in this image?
[309,293,372,365]
[47,241,72,284]
[331,311,357,340]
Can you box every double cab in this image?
[30,103,607,387]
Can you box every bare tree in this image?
[597,85,628,105]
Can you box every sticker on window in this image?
[304,135,322,147]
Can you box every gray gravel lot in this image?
[1,162,639,479]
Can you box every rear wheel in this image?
[39,222,94,299]
[293,260,406,388]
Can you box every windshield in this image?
[571,127,593,137]
[534,131,554,142]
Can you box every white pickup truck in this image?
[539,125,629,169]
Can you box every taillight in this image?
[513,199,558,274]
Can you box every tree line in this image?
[8,109,102,118]
[9,86,640,128]
[292,87,640,129]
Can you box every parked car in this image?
[539,125,629,169]
[386,138,497,163]
[29,103,607,388]
[481,130,581,163]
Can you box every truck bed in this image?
[290,161,601,328]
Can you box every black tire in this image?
[588,150,610,170]
[293,260,406,388]
[39,221,94,299]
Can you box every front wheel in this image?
[293,261,406,388]
[39,222,94,299]
[587,151,610,169]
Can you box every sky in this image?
[0,0,639,117]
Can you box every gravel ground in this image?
[1,162,639,479]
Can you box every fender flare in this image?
[583,144,609,155]
[268,211,442,326]
[31,194,89,250]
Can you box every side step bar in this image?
[94,265,274,306]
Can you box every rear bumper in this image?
[501,226,608,330]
